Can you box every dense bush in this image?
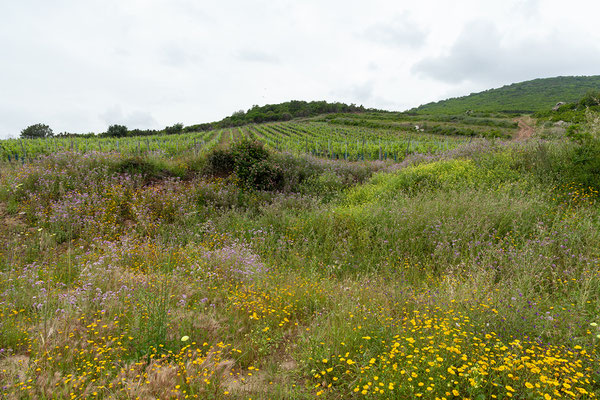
[205,148,236,177]
[205,140,283,190]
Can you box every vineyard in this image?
[245,122,473,161]
[0,130,221,162]
[0,112,518,163]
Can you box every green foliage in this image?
[535,90,600,125]
[414,75,600,114]
[231,140,282,190]
[164,123,184,135]
[218,100,373,127]
[578,90,600,108]
[565,112,600,189]
[205,140,283,190]
[20,123,53,138]
[104,124,128,137]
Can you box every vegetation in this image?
[1,108,600,399]
[414,75,600,114]
[534,90,600,125]
[218,100,371,126]
[1,112,519,163]
[20,123,53,139]
[104,124,129,138]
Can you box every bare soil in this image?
[514,116,535,140]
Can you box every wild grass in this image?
[0,132,599,399]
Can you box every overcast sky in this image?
[1,0,599,138]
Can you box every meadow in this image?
[0,114,599,399]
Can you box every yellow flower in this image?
[525,382,534,389]
[181,336,190,342]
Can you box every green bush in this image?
[205,140,283,190]
[231,140,282,190]
[205,148,236,177]
[564,111,600,189]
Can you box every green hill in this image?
[412,75,600,114]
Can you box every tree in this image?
[165,123,184,135]
[105,124,128,137]
[21,123,53,138]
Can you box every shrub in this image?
[205,140,283,190]
[205,148,236,177]
[565,111,600,189]
[231,140,281,190]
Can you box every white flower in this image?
[181,335,190,342]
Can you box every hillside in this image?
[413,75,600,114]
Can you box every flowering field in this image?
[1,130,599,399]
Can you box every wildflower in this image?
[181,336,190,342]
[591,322,598,327]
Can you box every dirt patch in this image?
[514,116,535,140]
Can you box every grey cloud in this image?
[412,21,600,85]
[363,13,427,48]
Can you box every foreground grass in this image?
[0,140,599,399]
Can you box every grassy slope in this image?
[414,75,600,114]
[1,123,600,399]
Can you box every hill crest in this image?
[412,75,600,114]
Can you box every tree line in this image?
[20,101,376,139]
